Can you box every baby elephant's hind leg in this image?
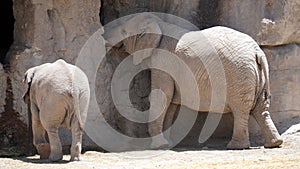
[70,117,83,161]
[31,103,50,159]
[33,119,50,159]
[46,126,63,162]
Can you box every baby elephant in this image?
[23,59,90,161]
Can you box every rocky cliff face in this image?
[0,0,299,153]
[1,0,101,153]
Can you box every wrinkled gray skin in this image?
[23,59,90,161]
[105,13,283,150]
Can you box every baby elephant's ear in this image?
[22,69,35,104]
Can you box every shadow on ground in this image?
[13,156,69,164]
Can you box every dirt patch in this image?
[1,128,299,169]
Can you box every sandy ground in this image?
[1,125,299,169]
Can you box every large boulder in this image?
[219,0,300,46]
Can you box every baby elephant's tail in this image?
[72,91,84,129]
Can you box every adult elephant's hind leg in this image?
[227,108,251,149]
[251,95,283,148]
[70,117,83,161]
[32,119,50,159]
[252,110,283,148]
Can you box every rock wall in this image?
[0,64,6,115]
[265,44,300,132]
[8,0,101,124]
[1,0,299,153]
[1,0,101,153]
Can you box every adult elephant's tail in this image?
[256,49,271,108]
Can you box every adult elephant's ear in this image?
[104,13,163,65]
[119,13,163,65]
[22,68,35,104]
[131,18,162,65]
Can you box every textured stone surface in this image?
[258,0,300,46]
[9,0,101,125]
[102,0,300,45]
[219,0,300,46]
[264,44,300,132]
[101,0,198,24]
[5,0,101,151]
[0,64,6,115]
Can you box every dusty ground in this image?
[1,125,299,169]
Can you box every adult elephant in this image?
[23,59,90,161]
[105,13,283,149]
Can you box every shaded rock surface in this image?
[0,64,6,115]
